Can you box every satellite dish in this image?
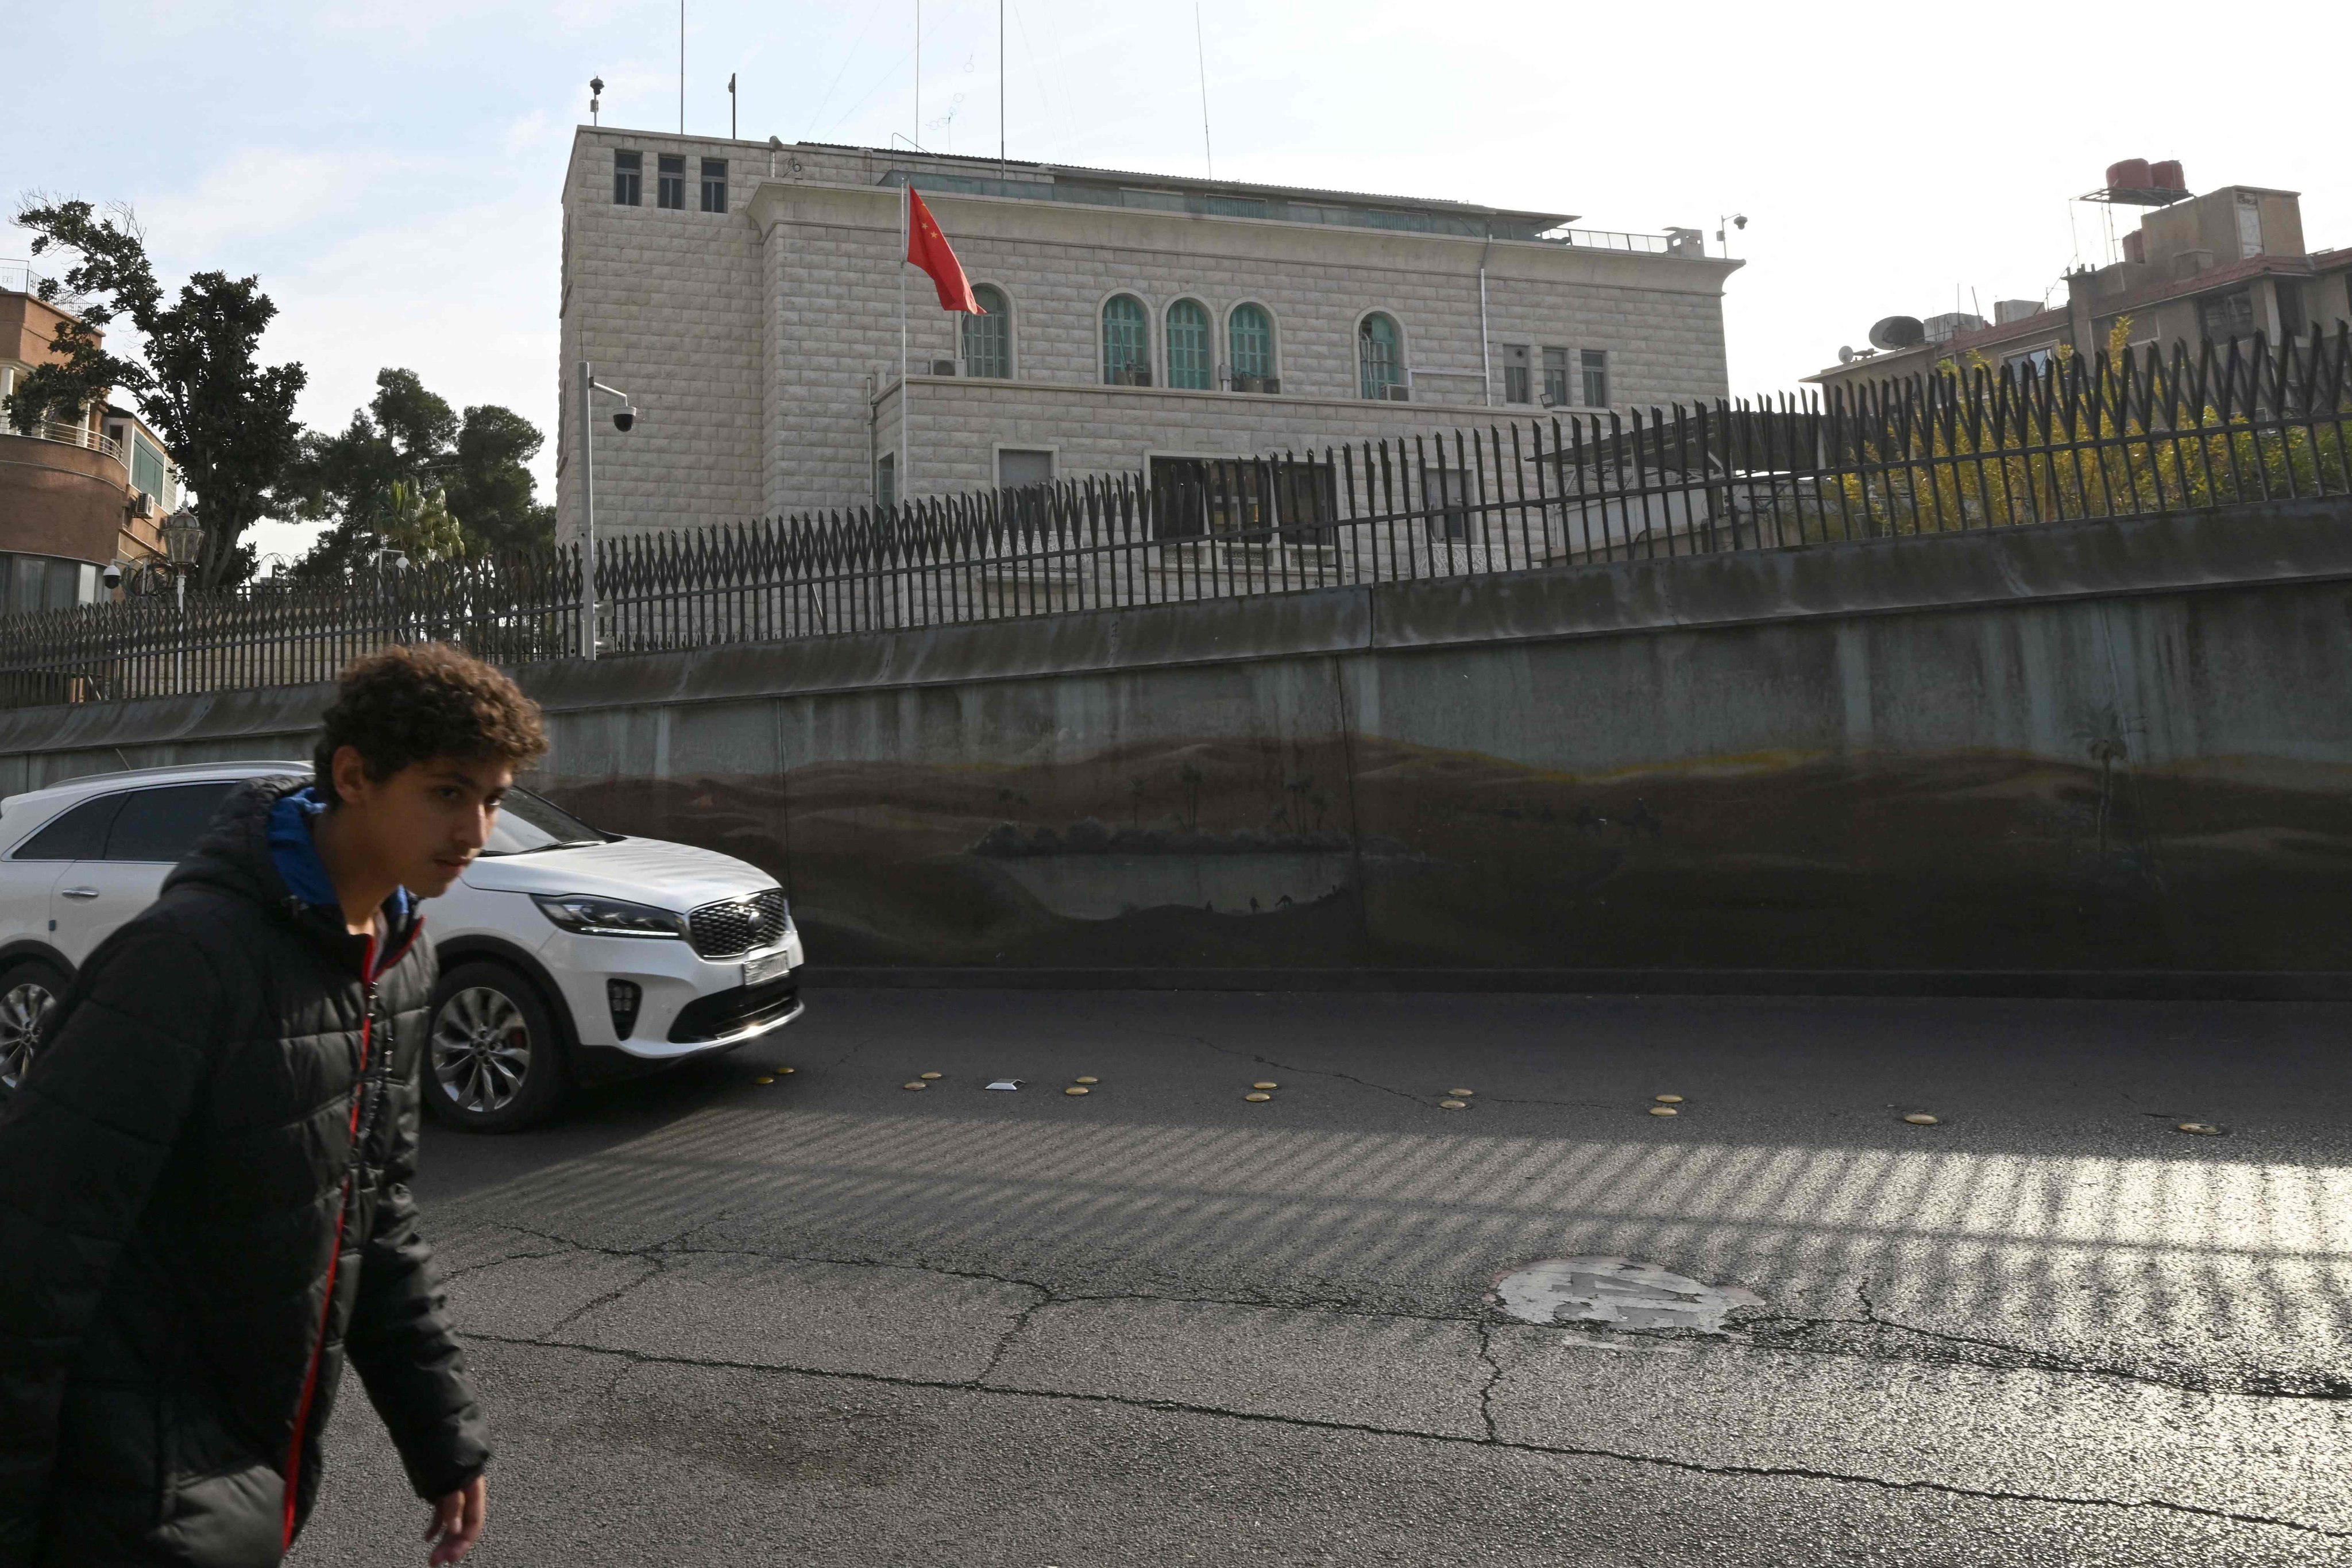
[1837,345,1856,365]
[1868,315,1926,352]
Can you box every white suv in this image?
[0,762,804,1130]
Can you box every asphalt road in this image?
[294,989,2352,1566]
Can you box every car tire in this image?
[0,957,67,1096]
[423,961,571,1133]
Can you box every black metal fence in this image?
[3,327,2347,706]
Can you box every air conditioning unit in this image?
[929,358,959,376]
[1381,384,1411,402]
[128,491,154,519]
[1261,376,1280,395]
[1113,366,1153,387]
[1236,374,1265,394]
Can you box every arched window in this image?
[1102,295,1150,385]
[963,285,1011,379]
[1229,303,1275,386]
[1358,313,1402,399]
[1166,299,1212,389]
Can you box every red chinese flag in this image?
[905,187,982,314]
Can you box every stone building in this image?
[555,130,1740,540]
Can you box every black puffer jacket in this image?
[0,778,489,1567]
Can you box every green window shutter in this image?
[1167,300,1212,389]
[1102,295,1150,384]
[1358,314,1401,398]
[1228,304,1273,381]
[963,285,1011,378]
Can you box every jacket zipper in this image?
[279,921,420,1552]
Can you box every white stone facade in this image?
[558,130,1740,540]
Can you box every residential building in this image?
[1811,171,2352,398]
[555,132,1740,539]
[1,263,171,612]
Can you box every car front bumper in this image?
[538,922,806,1059]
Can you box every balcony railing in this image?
[7,418,123,465]
[0,260,47,296]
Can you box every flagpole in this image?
[899,183,910,508]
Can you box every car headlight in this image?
[532,893,689,939]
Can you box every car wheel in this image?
[423,961,570,1132]
[0,959,66,1095]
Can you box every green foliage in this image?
[444,403,557,555]
[279,368,554,577]
[8,199,307,587]
[382,480,468,562]
[1824,317,2352,537]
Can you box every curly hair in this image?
[312,644,547,804]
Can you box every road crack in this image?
[1473,1324,1503,1442]
[445,1224,2352,1401]
[457,1330,2352,1540]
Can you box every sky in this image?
[9,0,2345,561]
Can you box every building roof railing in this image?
[1543,228,1678,255]
[0,260,49,297]
[872,168,1690,251]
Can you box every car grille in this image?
[687,889,789,959]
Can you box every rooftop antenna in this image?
[1194,3,1212,181]
[728,72,737,140]
[588,76,604,126]
[678,1,686,133]
[999,0,1006,178]
[915,0,921,153]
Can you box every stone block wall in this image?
[561,129,1738,534]
[558,132,767,540]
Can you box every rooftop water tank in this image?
[2149,160,2185,192]
[2106,158,2152,192]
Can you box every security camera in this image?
[101,561,123,590]
[1733,214,1748,230]
[612,407,636,433]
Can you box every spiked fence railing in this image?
[2,327,2346,706]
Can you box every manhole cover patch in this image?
[1494,1256,1762,1333]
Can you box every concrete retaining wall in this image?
[5,500,2350,992]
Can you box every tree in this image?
[279,368,554,576]
[445,404,557,555]
[6,199,306,588]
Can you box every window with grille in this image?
[1229,304,1274,385]
[2236,196,2264,259]
[998,449,1053,488]
[1102,295,1150,385]
[1542,346,1570,405]
[2198,289,2256,341]
[613,150,642,206]
[1501,343,1531,404]
[1358,314,1401,398]
[1167,299,1212,389]
[875,453,896,511]
[700,158,728,213]
[963,285,1011,378]
[1580,348,1610,408]
[657,154,686,210]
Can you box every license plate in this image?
[743,949,794,987]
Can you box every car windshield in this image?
[479,787,609,855]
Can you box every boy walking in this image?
[0,644,546,1566]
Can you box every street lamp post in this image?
[576,360,637,660]
[160,508,203,693]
